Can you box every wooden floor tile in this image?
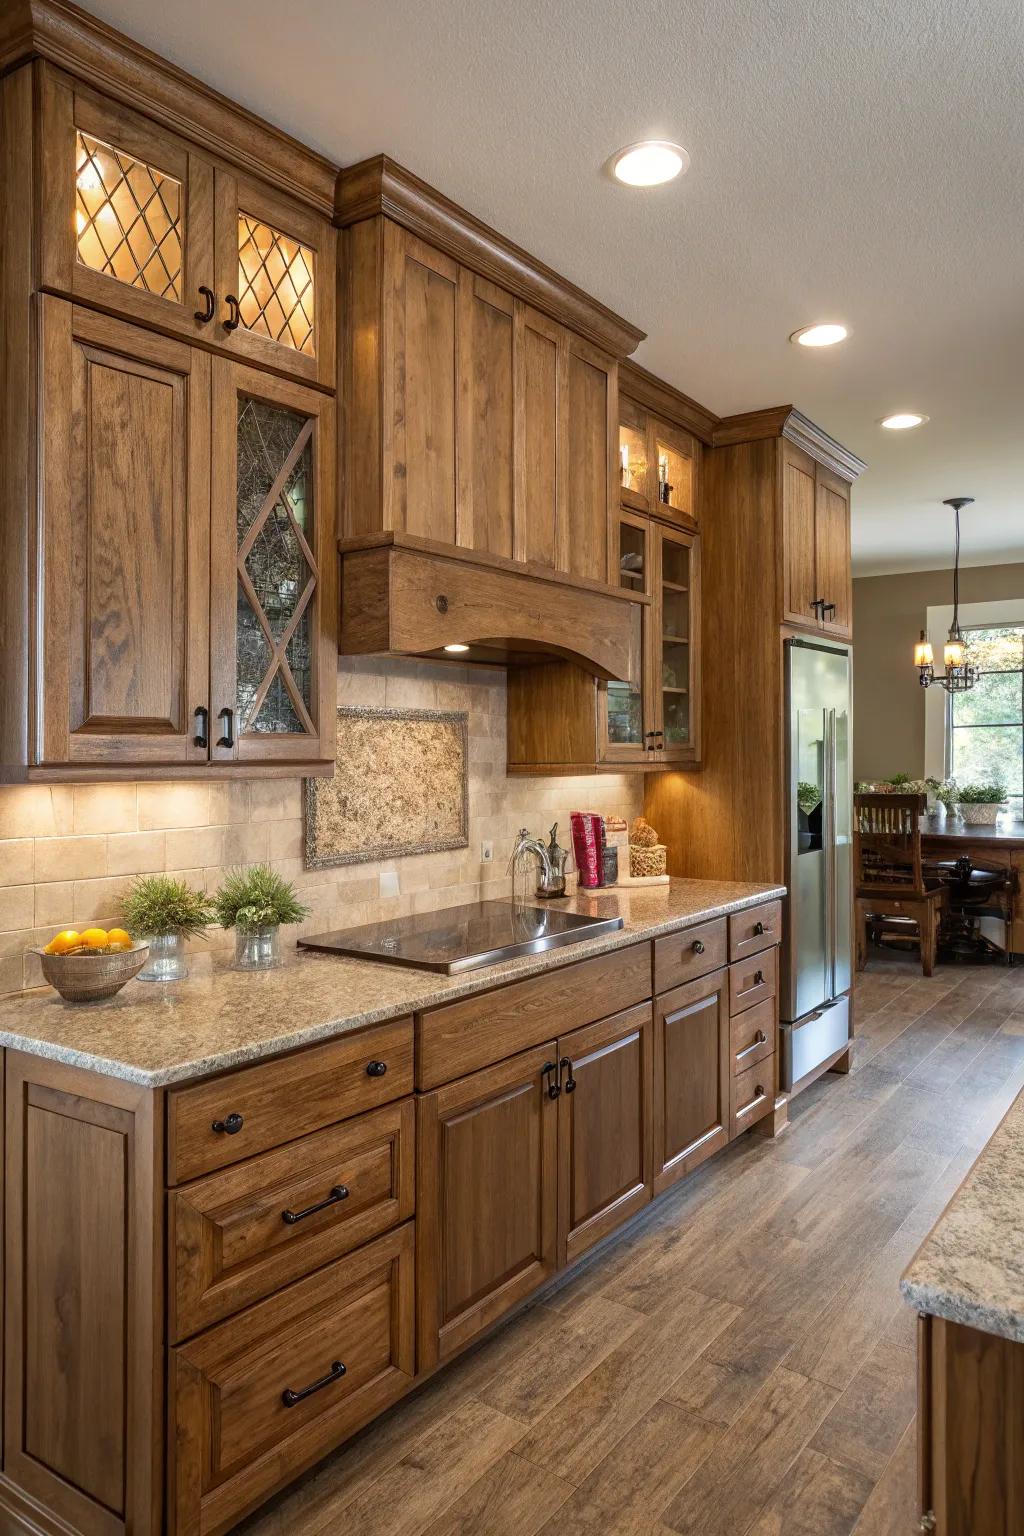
[420,1451,572,1536]
[850,1420,918,1535]
[743,1446,873,1536]
[810,1339,917,1482]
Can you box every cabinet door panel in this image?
[39,299,210,767]
[214,169,335,388]
[815,468,852,637]
[652,523,701,765]
[383,225,458,542]
[561,336,616,584]
[781,440,818,628]
[417,1044,558,1370]
[558,1003,653,1265]
[210,360,336,768]
[654,969,729,1194]
[458,272,514,558]
[513,302,560,567]
[39,66,214,344]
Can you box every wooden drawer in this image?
[653,917,727,995]
[416,943,651,1090]
[729,899,782,962]
[729,945,778,1016]
[729,997,775,1077]
[167,1019,414,1185]
[730,1058,774,1138]
[171,1223,415,1536]
[169,1099,415,1341]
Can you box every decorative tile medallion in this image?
[304,707,469,868]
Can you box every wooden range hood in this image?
[335,157,647,684]
[338,533,644,681]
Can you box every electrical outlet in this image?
[480,841,494,864]
[379,870,400,899]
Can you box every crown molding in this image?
[617,359,717,444]
[336,155,646,359]
[713,404,866,482]
[0,0,337,215]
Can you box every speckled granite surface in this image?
[901,1087,1024,1342]
[0,879,783,1087]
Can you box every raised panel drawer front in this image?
[728,899,783,963]
[172,1224,415,1536]
[167,1019,413,1184]
[170,1099,414,1340]
[729,945,778,1017]
[729,997,776,1076]
[653,918,727,994]
[730,1058,774,1138]
[416,942,651,1089]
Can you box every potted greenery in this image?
[213,865,310,971]
[955,781,1008,826]
[120,875,216,982]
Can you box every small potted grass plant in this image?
[213,864,310,971]
[955,781,1008,826]
[120,875,216,982]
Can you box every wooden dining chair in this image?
[854,792,947,976]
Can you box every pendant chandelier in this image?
[914,497,978,692]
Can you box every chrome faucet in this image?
[509,824,569,899]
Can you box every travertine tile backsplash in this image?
[0,659,643,995]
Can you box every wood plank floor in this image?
[239,956,1024,1536]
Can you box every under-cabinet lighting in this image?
[610,141,689,187]
[444,643,470,653]
[789,323,849,347]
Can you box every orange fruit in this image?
[107,928,132,949]
[77,927,110,950]
[44,929,81,956]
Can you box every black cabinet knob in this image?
[753,921,765,936]
[365,1060,388,1078]
[435,595,449,614]
[692,939,705,955]
[754,970,765,986]
[211,1112,244,1136]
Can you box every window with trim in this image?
[948,625,1024,813]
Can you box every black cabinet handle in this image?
[194,285,216,324]
[281,1359,346,1408]
[365,1059,387,1078]
[542,1060,561,1100]
[560,1055,577,1094]
[736,1030,768,1062]
[822,601,836,620]
[692,939,705,955]
[223,293,241,332]
[216,708,234,748]
[211,1112,244,1136]
[754,970,765,986]
[753,921,765,936]
[810,598,824,620]
[192,705,209,749]
[282,1184,349,1226]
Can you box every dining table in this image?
[921,818,1024,955]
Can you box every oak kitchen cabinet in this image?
[780,437,853,638]
[0,27,339,780]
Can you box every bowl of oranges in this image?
[34,927,148,1002]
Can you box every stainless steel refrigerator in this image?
[780,638,853,1093]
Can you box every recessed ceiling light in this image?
[879,412,929,430]
[610,141,689,187]
[789,323,849,348]
[443,643,470,653]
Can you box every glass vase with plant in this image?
[955,781,1008,826]
[120,875,216,982]
[213,865,310,971]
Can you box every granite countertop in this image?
[0,879,783,1088]
[901,1086,1024,1342]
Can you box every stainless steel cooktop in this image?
[297,899,624,974]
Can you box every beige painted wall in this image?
[853,562,1024,782]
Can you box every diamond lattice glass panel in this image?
[236,398,307,537]
[76,131,182,301]
[237,214,315,355]
[253,673,303,734]
[236,586,273,729]
[285,608,313,715]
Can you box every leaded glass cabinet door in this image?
[600,511,653,765]
[39,68,216,344]
[211,363,336,769]
[214,171,336,388]
[653,524,702,766]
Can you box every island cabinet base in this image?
[0,903,785,1536]
[917,1312,1024,1535]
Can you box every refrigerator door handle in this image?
[824,707,837,1000]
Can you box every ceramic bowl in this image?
[34,943,150,1002]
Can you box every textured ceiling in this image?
[84,0,1024,574]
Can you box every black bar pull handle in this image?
[223,293,241,332]
[192,705,209,749]
[282,1184,349,1226]
[216,708,234,748]
[281,1359,346,1408]
[194,285,216,324]
[560,1055,577,1094]
[541,1060,561,1100]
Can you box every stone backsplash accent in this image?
[0,659,643,995]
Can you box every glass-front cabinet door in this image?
[600,513,653,765]
[214,172,335,388]
[210,362,336,768]
[652,525,701,765]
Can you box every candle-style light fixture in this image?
[914,497,978,692]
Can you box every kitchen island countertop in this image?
[0,879,784,1087]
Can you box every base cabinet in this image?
[653,970,730,1194]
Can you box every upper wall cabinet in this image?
[37,66,336,388]
[618,396,699,532]
[779,437,854,639]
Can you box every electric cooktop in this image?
[298,899,624,974]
